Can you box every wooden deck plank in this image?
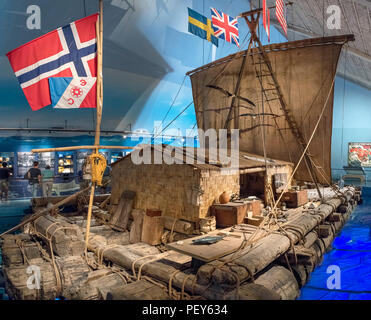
[166,227,249,262]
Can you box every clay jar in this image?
[219,191,230,204]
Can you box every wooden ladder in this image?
[251,37,322,198]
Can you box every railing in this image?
[1,176,110,200]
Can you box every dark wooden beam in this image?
[186,34,355,76]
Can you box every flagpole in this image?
[95,0,103,145]
[237,1,293,18]
[85,0,103,255]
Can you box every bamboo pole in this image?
[85,0,103,253]
[94,0,103,145]
[84,184,96,255]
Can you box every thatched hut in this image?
[110,145,293,222]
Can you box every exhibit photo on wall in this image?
[349,143,371,167]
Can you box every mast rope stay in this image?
[157,75,187,133]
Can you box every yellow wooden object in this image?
[89,153,107,186]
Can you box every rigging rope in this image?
[159,75,187,131]
[340,45,348,168]
[152,101,194,140]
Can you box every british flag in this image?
[6,14,98,111]
[210,8,239,47]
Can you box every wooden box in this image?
[278,190,308,208]
[141,215,163,245]
[210,202,247,227]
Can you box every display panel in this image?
[348,143,371,167]
[57,152,74,174]
[0,152,14,169]
[37,152,55,169]
[17,152,36,177]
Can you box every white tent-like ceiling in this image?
[251,0,371,89]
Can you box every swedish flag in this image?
[188,8,218,47]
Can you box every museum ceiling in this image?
[251,0,371,90]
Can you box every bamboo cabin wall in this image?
[198,169,240,219]
[110,158,239,222]
[110,155,292,221]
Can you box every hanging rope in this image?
[153,101,194,139]
[340,45,348,168]
[159,75,187,130]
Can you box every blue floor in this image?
[298,187,371,300]
[0,199,32,234]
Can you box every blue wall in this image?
[332,77,371,181]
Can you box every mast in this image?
[94,0,104,146]
[238,3,324,200]
[84,0,103,254]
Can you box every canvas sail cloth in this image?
[188,36,353,184]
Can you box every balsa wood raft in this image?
[0,186,361,300]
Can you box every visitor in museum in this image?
[42,165,54,197]
[0,162,11,201]
[26,161,42,198]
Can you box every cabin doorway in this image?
[272,173,288,198]
[240,172,265,200]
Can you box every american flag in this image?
[210,8,239,47]
[276,0,287,36]
[263,0,270,42]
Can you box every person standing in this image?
[0,162,11,201]
[41,165,54,197]
[27,161,42,198]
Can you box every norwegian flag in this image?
[210,8,239,47]
[263,0,270,42]
[276,0,287,36]
[6,14,98,111]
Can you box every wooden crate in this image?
[141,215,163,245]
[278,190,308,208]
[210,202,247,227]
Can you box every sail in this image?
[188,35,354,184]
